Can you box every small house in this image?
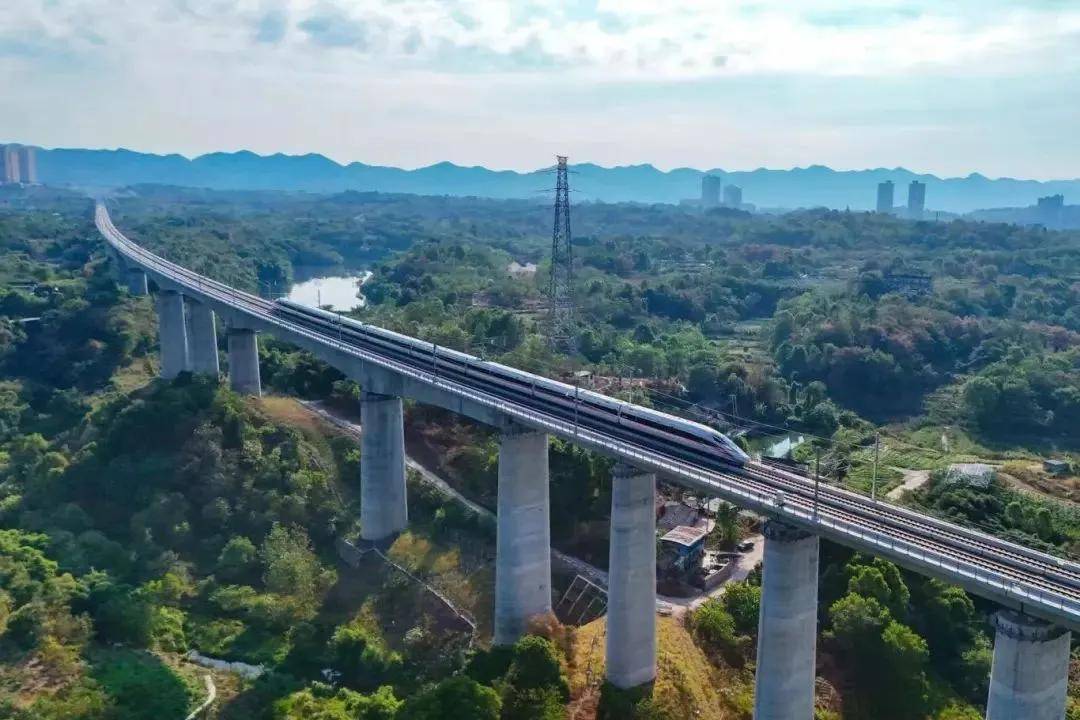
[1044,459,1072,477]
[656,500,703,534]
[659,525,708,573]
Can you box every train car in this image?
[273,298,749,467]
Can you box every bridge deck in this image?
[96,202,1080,630]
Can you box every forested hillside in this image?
[35,147,1080,211]
[0,187,561,718]
[2,183,1079,719]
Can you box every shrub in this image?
[721,582,761,635]
[397,676,501,720]
[503,636,569,700]
[329,617,403,689]
[689,599,739,660]
[216,536,257,581]
[150,606,187,652]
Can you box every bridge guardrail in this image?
[97,203,1080,630]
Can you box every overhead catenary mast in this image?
[548,155,574,351]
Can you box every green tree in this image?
[689,599,739,660]
[711,502,741,549]
[503,636,569,700]
[828,593,889,653]
[0,590,11,635]
[919,579,978,662]
[880,621,931,718]
[963,377,1000,427]
[721,582,761,635]
[329,618,403,689]
[85,581,154,647]
[501,687,565,720]
[261,523,335,619]
[847,566,891,607]
[217,536,257,581]
[500,636,570,718]
[398,676,501,720]
[936,705,982,720]
[274,686,401,720]
[846,557,910,619]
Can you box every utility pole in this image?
[573,375,580,433]
[872,434,880,502]
[548,156,574,352]
[814,447,821,519]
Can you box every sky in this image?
[2,0,1079,179]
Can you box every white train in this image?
[275,298,750,468]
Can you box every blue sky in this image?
[1,0,1079,179]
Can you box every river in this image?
[760,433,805,458]
[285,271,372,311]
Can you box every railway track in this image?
[96,202,1080,629]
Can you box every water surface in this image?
[286,271,372,311]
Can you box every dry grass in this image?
[387,530,495,637]
[999,461,1080,503]
[102,357,156,399]
[257,395,328,435]
[568,615,742,720]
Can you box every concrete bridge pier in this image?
[754,520,820,720]
[227,327,261,396]
[605,463,657,689]
[183,298,197,371]
[986,611,1071,720]
[125,268,147,296]
[360,391,407,541]
[186,299,220,376]
[156,290,188,380]
[494,426,552,645]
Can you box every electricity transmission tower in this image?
[548,155,575,351]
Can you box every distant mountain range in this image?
[27,146,1080,213]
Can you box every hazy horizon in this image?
[12,141,1080,184]
[4,1,1078,180]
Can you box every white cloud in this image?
[4,0,1078,78]
[1,0,1078,178]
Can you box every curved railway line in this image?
[96,202,1080,631]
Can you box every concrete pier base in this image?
[156,290,188,380]
[227,328,261,396]
[606,463,656,689]
[754,520,819,720]
[360,392,407,541]
[986,611,1070,720]
[125,269,147,296]
[187,300,219,376]
[494,426,551,645]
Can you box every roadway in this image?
[96,202,1080,631]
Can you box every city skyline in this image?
[2,1,1079,179]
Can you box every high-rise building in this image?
[16,146,36,184]
[723,184,743,208]
[876,181,894,214]
[1037,194,1065,227]
[1,145,21,184]
[701,175,721,207]
[907,181,926,220]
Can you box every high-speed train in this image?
[274,298,750,469]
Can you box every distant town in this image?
[0,144,37,185]
[683,171,1072,229]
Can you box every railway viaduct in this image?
[100,203,1076,720]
